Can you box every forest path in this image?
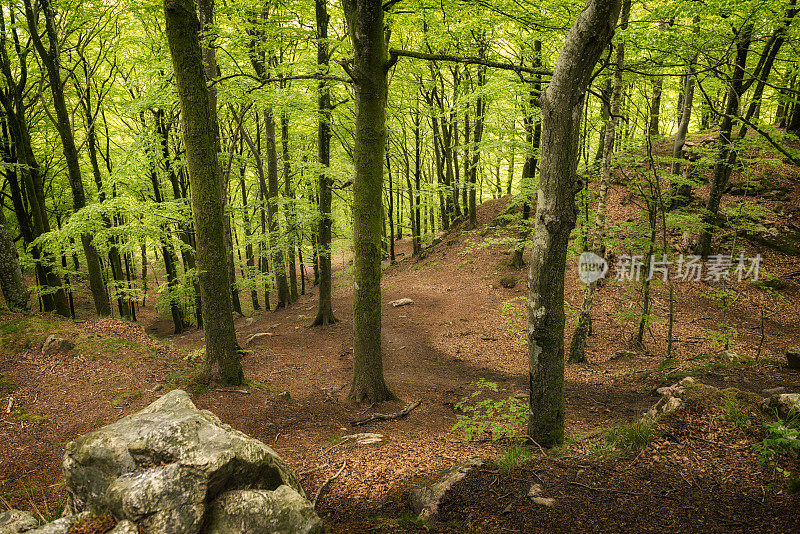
[4,190,800,531]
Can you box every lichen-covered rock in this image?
[41,335,74,356]
[409,458,484,519]
[26,513,89,534]
[0,510,37,534]
[721,350,752,364]
[764,393,800,418]
[63,389,311,533]
[206,487,323,534]
[645,377,695,418]
[108,520,141,534]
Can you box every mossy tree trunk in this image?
[312,0,338,326]
[528,0,620,447]
[342,0,395,403]
[197,0,241,316]
[281,109,299,303]
[24,0,111,317]
[0,206,29,310]
[165,0,243,385]
[698,25,751,258]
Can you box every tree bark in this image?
[528,0,621,446]
[0,206,29,310]
[698,25,752,257]
[342,0,395,403]
[165,0,243,385]
[568,0,629,365]
[281,110,299,302]
[648,77,662,137]
[196,0,241,316]
[311,0,338,326]
[24,0,111,317]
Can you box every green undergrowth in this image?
[0,315,59,353]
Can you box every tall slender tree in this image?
[24,0,111,317]
[311,0,338,326]
[164,0,243,385]
[528,0,621,446]
[342,0,395,402]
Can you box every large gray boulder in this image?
[26,513,89,534]
[206,487,323,534]
[0,510,38,534]
[62,389,318,533]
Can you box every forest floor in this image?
[3,136,800,532]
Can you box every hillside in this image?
[3,142,800,531]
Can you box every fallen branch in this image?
[214,388,250,395]
[350,399,422,426]
[313,459,346,507]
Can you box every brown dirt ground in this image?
[2,135,800,531]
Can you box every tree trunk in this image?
[568,0,629,364]
[265,108,291,308]
[698,25,752,257]
[165,0,243,385]
[342,0,395,403]
[311,0,338,325]
[82,85,129,319]
[528,0,621,446]
[387,149,395,262]
[648,77,662,137]
[237,138,260,311]
[510,44,542,269]
[197,0,241,316]
[0,207,29,310]
[146,142,186,334]
[157,112,204,326]
[24,0,110,317]
[469,52,487,228]
[281,110,299,303]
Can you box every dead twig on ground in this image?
[213,388,250,394]
[524,436,548,457]
[350,399,422,426]
[322,436,353,456]
[313,459,346,507]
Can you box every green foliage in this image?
[13,408,51,424]
[716,395,752,430]
[453,379,528,441]
[500,296,526,345]
[107,389,143,408]
[497,444,532,474]
[586,420,658,458]
[754,416,800,483]
[603,419,658,450]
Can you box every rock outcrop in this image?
[763,393,800,419]
[19,389,321,534]
[0,510,38,534]
[645,377,696,418]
